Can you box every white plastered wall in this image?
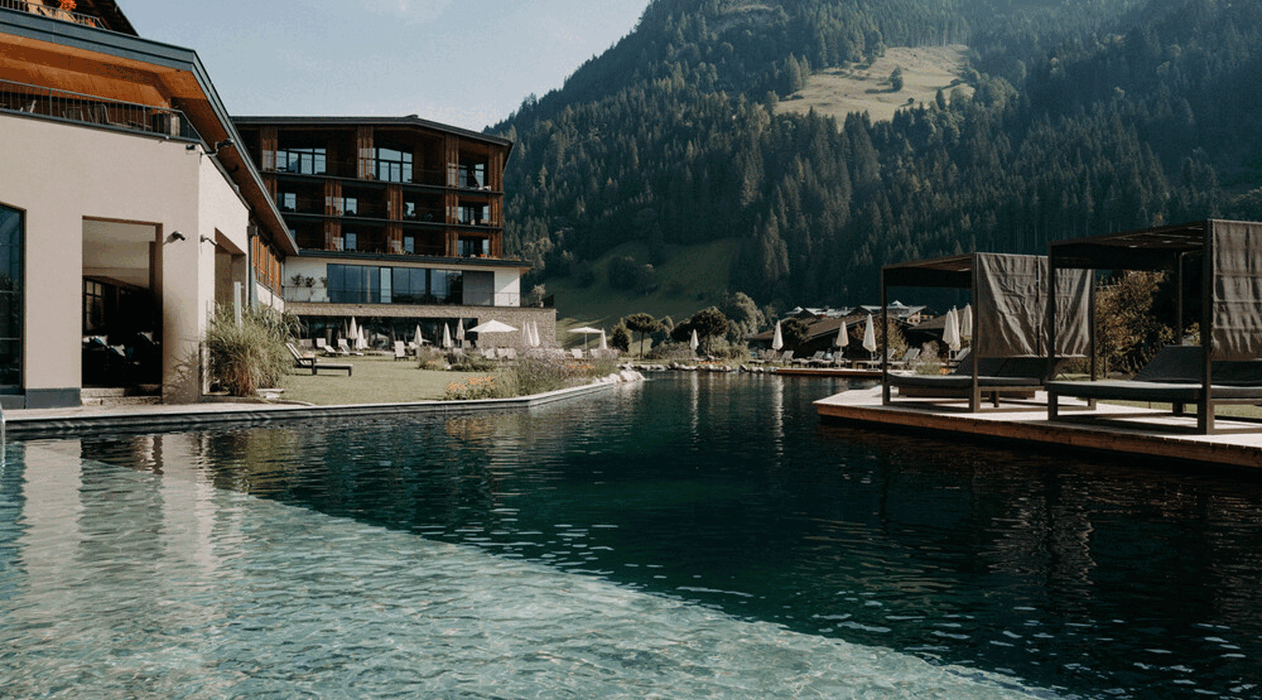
[0,114,254,405]
[494,268,522,307]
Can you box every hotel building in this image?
[232,116,552,348]
[0,0,296,407]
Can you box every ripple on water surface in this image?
[0,443,1055,699]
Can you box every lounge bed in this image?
[287,342,353,376]
[890,352,1053,406]
[880,252,1091,411]
[1045,219,1262,434]
[1048,346,1262,427]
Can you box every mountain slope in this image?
[493,0,1262,313]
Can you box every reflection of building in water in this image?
[14,437,239,641]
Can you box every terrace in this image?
[0,77,200,142]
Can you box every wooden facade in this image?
[233,116,512,262]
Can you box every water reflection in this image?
[69,375,1262,699]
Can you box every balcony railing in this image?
[0,78,201,142]
[1,0,103,28]
[281,285,524,308]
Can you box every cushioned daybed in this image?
[1045,219,1262,434]
[881,252,1091,411]
[1048,345,1262,416]
[891,353,1056,406]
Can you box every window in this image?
[343,232,357,251]
[341,197,358,216]
[459,237,489,257]
[84,279,105,333]
[0,204,22,389]
[459,205,488,225]
[278,192,297,211]
[276,147,326,175]
[459,161,486,189]
[374,145,413,183]
[403,236,415,254]
[329,264,462,306]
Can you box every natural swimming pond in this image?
[3,373,1261,698]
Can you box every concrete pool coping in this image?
[2,380,626,438]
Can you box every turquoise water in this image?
[4,374,1262,698]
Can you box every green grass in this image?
[278,354,490,405]
[546,238,743,347]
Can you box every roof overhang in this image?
[234,115,515,157]
[0,10,297,255]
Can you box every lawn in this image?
[278,354,490,405]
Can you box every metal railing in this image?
[283,286,524,308]
[0,0,103,28]
[0,78,202,142]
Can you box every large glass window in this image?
[458,161,486,189]
[0,205,22,388]
[276,147,326,175]
[329,263,464,306]
[374,145,413,183]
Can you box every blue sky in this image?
[119,0,649,131]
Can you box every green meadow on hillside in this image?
[546,239,743,344]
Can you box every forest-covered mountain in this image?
[491,0,1262,309]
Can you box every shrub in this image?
[700,336,749,361]
[448,352,497,372]
[645,341,696,361]
[443,375,503,400]
[911,341,945,375]
[204,305,298,396]
[504,352,576,396]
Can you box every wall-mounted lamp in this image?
[200,235,214,244]
[206,139,234,157]
[166,231,186,243]
[185,139,235,157]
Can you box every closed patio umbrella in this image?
[598,330,608,351]
[414,324,425,346]
[442,324,452,349]
[348,317,358,343]
[960,304,973,341]
[690,328,699,352]
[455,320,465,347]
[863,314,877,356]
[772,320,784,351]
[358,326,368,351]
[835,320,849,349]
[944,307,961,353]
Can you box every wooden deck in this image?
[815,387,1262,469]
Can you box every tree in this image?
[780,317,810,350]
[688,306,730,341]
[720,292,765,343]
[889,65,904,92]
[609,324,631,353]
[622,312,663,356]
[1095,271,1174,374]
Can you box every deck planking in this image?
[815,387,1262,469]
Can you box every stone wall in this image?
[287,302,557,347]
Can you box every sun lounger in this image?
[889,349,1053,406]
[1047,345,1262,431]
[393,340,407,360]
[287,342,353,376]
[337,338,363,356]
